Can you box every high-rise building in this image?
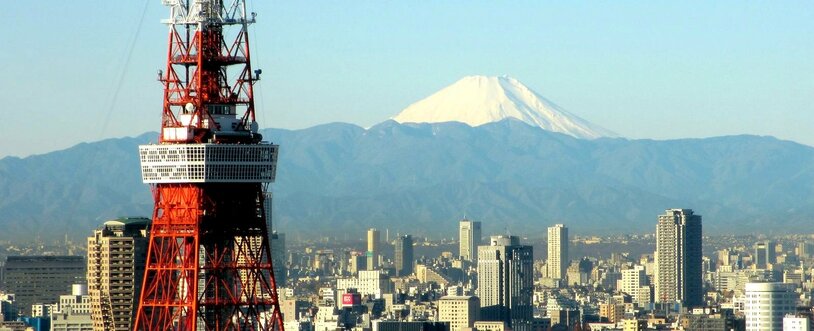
[655,208,703,308]
[754,241,776,269]
[394,235,414,277]
[477,235,533,331]
[438,296,480,331]
[264,191,273,230]
[86,218,149,331]
[271,232,287,287]
[459,219,482,262]
[621,265,651,306]
[349,252,367,274]
[367,228,380,270]
[547,224,568,280]
[1,256,85,316]
[797,242,814,259]
[744,282,796,331]
[263,191,287,287]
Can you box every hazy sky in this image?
[1,1,812,157]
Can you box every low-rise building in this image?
[438,296,479,331]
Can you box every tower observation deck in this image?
[133,0,284,330]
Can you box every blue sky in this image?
[1,1,812,157]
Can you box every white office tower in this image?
[655,209,703,308]
[547,224,568,280]
[367,228,380,270]
[744,282,796,331]
[477,235,533,331]
[459,219,482,262]
[621,265,651,306]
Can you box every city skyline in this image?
[2,0,814,330]
[2,213,814,330]
[2,2,814,157]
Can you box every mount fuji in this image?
[392,75,618,139]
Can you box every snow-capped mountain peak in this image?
[392,75,617,139]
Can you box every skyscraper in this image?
[547,224,568,280]
[264,191,287,287]
[264,191,273,231]
[349,252,367,274]
[477,235,533,331]
[621,265,651,306]
[655,208,703,308]
[270,232,287,287]
[754,241,776,269]
[87,217,149,331]
[394,235,414,277]
[459,219,482,262]
[367,228,380,270]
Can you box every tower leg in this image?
[134,184,284,330]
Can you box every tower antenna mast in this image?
[134,0,284,329]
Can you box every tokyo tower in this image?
[133,0,284,330]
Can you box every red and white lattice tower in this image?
[133,0,284,330]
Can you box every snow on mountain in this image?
[392,75,618,139]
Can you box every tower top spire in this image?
[162,0,256,26]
[156,0,262,144]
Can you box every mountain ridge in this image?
[1,120,812,241]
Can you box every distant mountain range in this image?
[1,75,812,241]
[1,119,813,241]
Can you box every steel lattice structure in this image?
[133,1,284,330]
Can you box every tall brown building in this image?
[86,218,149,331]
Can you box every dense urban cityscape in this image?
[0,208,813,330]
